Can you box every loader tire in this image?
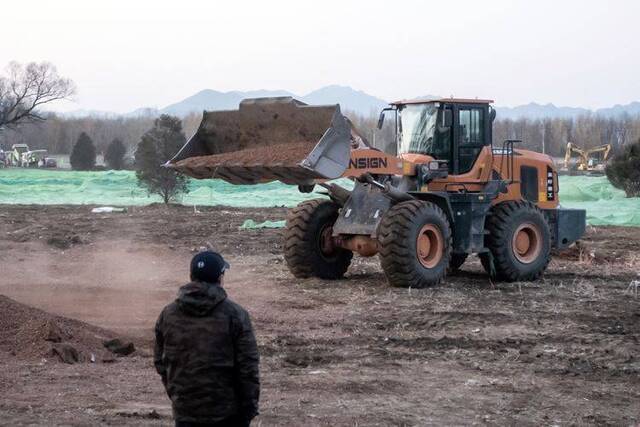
[378,200,452,288]
[484,200,551,282]
[284,199,352,280]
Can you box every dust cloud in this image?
[0,239,187,336]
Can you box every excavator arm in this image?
[564,142,612,171]
[564,142,589,170]
[585,144,612,160]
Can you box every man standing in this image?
[154,251,260,426]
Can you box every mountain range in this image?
[60,85,640,120]
[495,102,640,120]
[156,85,388,117]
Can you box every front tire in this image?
[484,201,551,282]
[284,199,353,280]
[378,200,452,288]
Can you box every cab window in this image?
[459,108,483,145]
[458,107,485,173]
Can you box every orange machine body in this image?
[341,146,558,210]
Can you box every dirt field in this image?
[0,204,639,426]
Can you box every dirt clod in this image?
[51,343,80,364]
[103,338,136,356]
[47,234,84,249]
[45,320,65,343]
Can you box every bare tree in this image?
[0,61,75,129]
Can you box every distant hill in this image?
[596,101,640,118]
[495,101,640,120]
[161,89,640,120]
[160,89,296,116]
[58,87,640,120]
[299,85,388,115]
[156,85,388,117]
[495,103,590,120]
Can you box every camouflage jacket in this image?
[154,281,260,423]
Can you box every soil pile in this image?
[0,295,127,363]
[175,141,314,169]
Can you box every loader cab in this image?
[380,98,495,175]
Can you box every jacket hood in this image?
[177,281,227,316]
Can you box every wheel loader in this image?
[169,96,586,287]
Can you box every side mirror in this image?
[443,109,453,127]
[377,111,385,129]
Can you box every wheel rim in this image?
[416,224,443,268]
[512,222,542,264]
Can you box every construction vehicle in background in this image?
[169,97,586,287]
[563,142,611,175]
[6,143,54,168]
[7,144,30,166]
[21,149,48,167]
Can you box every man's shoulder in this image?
[162,300,179,314]
[220,298,250,320]
[157,301,179,322]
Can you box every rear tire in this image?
[284,199,353,280]
[378,200,452,288]
[484,201,551,282]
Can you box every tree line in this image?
[6,107,640,202]
[1,61,638,201]
[492,115,640,157]
[0,112,202,160]
[354,111,640,158]
[61,115,190,203]
[3,110,640,160]
[2,61,639,160]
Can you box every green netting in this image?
[0,169,638,226]
[240,219,286,229]
[557,175,640,226]
[0,169,322,208]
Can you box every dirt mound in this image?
[175,141,314,168]
[0,295,129,363]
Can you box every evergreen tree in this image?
[135,115,189,204]
[69,132,96,170]
[606,139,640,198]
[105,138,127,170]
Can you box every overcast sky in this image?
[2,0,639,113]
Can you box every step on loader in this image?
[169,96,586,287]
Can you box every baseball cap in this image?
[190,251,230,283]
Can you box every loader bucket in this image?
[168,97,352,185]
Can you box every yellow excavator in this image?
[563,142,612,174]
[169,97,585,287]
